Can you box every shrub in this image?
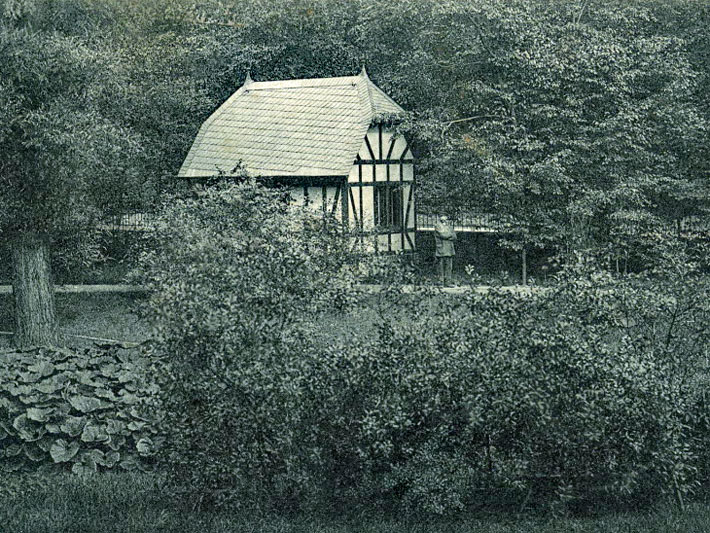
[236,265,703,516]
[143,179,710,515]
[135,180,359,510]
[0,343,161,475]
[330,264,709,514]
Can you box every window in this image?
[374,185,402,230]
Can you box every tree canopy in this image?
[0,0,210,346]
[1,0,708,345]
[141,0,710,257]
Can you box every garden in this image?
[2,0,710,530]
[2,182,710,533]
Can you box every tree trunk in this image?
[11,232,58,348]
[521,247,527,285]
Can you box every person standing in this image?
[434,215,456,284]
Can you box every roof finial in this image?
[244,68,253,85]
[360,64,369,79]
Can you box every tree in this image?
[188,0,709,269]
[0,0,214,347]
[0,2,141,347]
[403,0,709,265]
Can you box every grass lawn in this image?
[0,289,418,351]
[0,293,150,349]
[0,270,533,350]
[1,473,709,533]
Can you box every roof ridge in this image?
[248,84,357,91]
[362,74,377,118]
[247,75,360,89]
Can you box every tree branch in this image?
[573,1,589,25]
[464,13,496,58]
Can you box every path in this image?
[0,284,545,295]
[0,284,145,294]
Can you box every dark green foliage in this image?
[268,267,709,515]
[1,3,708,262]
[145,182,710,514]
[178,0,710,260]
[135,180,359,510]
[0,343,161,474]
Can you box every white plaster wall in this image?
[288,185,341,218]
[350,127,414,184]
[347,185,375,230]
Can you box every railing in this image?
[416,213,513,233]
[96,208,708,237]
[417,212,709,236]
[97,212,152,232]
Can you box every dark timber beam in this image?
[354,159,414,165]
[400,160,405,250]
[175,175,345,187]
[341,179,349,229]
[345,181,411,188]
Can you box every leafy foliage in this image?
[276,267,710,515]
[1,0,708,253]
[0,0,212,238]
[0,343,161,474]
[145,186,710,513]
[2,0,708,343]
[404,0,709,258]
[0,26,137,238]
[134,180,360,509]
[176,0,709,261]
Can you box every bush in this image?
[265,266,706,516]
[135,180,359,510]
[346,266,708,514]
[143,180,710,515]
[0,343,161,475]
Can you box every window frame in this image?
[373,183,403,231]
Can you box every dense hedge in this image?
[134,181,359,508]
[309,269,710,514]
[0,344,161,475]
[165,276,709,513]
[141,182,710,515]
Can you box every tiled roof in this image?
[178,69,406,178]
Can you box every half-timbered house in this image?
[178,68,416,252]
